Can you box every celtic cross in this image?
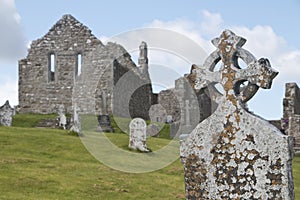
[181,30,294,200]
[193,30,278,116]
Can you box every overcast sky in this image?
[0,0,299,120]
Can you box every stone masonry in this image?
[0,100,14,126]
[282,82,300,152]
[180,30,294,199]
[19,14,153,120]
[159,69,214,138]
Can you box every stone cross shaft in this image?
[180,30,294,200]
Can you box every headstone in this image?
[180,30,294,199]
[129,118,149,152]
[146,123,160,137]
[96,115,114,132]
[57,104,67,129]
[0,100,14,126]
[70,104,81,134]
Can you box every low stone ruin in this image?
[128,118,149,152]
[0,100,14,126]
[180,30,294,199]
[282,83,300,152]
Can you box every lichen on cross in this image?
[193,30,278,107]
[181,30,294,200]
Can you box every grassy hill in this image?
[0,114,299,199]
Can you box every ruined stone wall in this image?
[19,15,103,114]
[281,82,300,151]
[282,83,300,121]
[288,115,300,151]
[158,89,181,121]
[158,73,213,125]
[19,15,153,119]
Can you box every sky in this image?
[0,0,300,120]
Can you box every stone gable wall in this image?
[19,14,153,119]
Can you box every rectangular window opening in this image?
[49,53,55,82]
[77,53,82,76]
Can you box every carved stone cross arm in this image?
[193,64,222,90]
[236,58,278,89]
[192,29,278,103]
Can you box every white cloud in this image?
[0,78,18,107]
[0,0,26,61]
[200,10,223,36]
[0,0,26,105]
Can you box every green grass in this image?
[0,126,184,200]
[294,155,300,198]
[12,113,57,127]
[1,114,300,199]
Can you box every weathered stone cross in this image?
[194,29,278,104]
[180,30,294,199]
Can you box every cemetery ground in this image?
[0,114,299,199]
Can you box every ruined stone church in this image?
[18,14,154,119]
[17,14,300,150]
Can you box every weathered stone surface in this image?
[70,104,81,134]
[289,115,300,152]
[0,100,14,126]
[129,118,149,152]
[180,30,294,199]
[281,83,300,152]
[149,104,167,123]
[159,73,214,138]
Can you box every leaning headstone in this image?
[0,100,14,126]
[129,118,149,152]
[180,30,294,199]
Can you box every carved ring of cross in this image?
[193,30,278,104]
